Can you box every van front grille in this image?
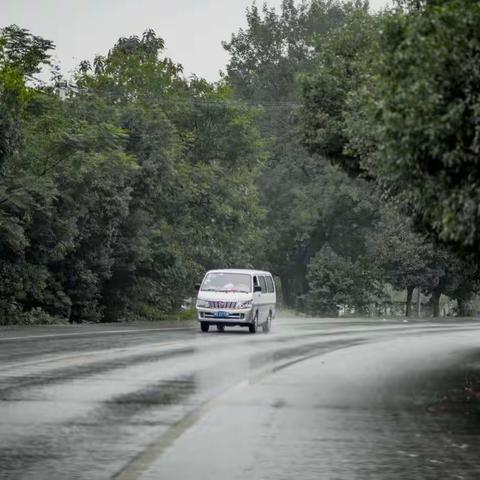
[208,301,237,309]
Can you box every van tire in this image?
[249,313,258,334]
[200,322,209,332]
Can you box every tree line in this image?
[0,26,263,324]
[0,0,479,324]
[225,0,479,317]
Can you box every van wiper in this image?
[202,288,250,293]
[217,289,251,293]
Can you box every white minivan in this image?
[196,269,276,333]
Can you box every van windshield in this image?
[201,273,251,293]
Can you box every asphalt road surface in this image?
[2,315,480,479]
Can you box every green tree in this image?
[364,207,477,317]
[366,208,434,316]
[0,26,264,324]
[225,1,375,308]
[337,1,480,256]
[372,0,480,256]
[75,30,265,321]
[304,243,380,316]
[0,25,54,171]
[302,8,380,175]
[301,2,480,316]
[0,26,59,324]
[224,0,349,103]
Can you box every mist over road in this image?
[2,316,480,479]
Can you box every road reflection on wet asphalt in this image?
[1,316,480,479]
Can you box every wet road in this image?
[2,316,480,479]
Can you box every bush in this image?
[304,244,376,316]
[19,307,68,325]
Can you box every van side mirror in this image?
[195,283,201,291]
[254,285,262,293]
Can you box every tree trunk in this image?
[431,290,441,318]
[280,276,293,308]
[405,285,414,317]
[457,298,470,317]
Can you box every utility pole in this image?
[416,286,421,318]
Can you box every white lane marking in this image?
[0,327,193,342]
[113,378,252,480]
[113,338,370,480]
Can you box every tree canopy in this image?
[1,0,478,323]
[0,27,264,324]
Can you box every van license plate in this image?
[214,311,229,318]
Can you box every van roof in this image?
[206,269,272,276]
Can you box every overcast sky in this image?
[1,0,390,81]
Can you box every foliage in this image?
[0,25,54,171]
[301,0,480,315]
[2,0,479,323]
[302,8,380,175]
[304,244,381,316]
[223,0,353,103]
[224,0,378,309]
[0,28,264,324]
[370,0,480,256]
[304,0,480,257]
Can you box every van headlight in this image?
[196,299,209,308]
[237,300,253,309]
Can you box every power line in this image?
[48,83,304,110]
